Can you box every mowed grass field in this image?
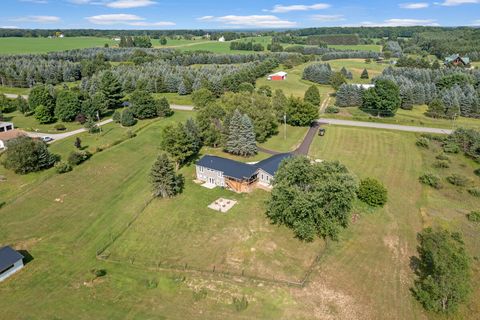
[0,37,116,54]
[0,108,479,319]
[308,126,480,319]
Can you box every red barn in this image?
[267,71,287,81]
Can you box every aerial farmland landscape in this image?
[0,0,479,319]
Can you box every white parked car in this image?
[42,136,54,143]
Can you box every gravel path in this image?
[26,119,113,142]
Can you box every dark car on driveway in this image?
[318,128,326,136]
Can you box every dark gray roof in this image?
[197,155,257,180]
[255,153,291,176]
[197,153,292,180]
[0,246,23,272]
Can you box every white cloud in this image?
[106,0,156,8]
[12,15,61,23]
[360,18,439,26]
[86,13,174,26]
[438,0,480,6]
[268,3,330,13]
[399,2,430,9]
[310,14,345,22]
[198,15,297,28]
[1,26,20,29]
[471,19,480,25]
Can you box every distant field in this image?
[329,44,383,52]
[0,37,116,54]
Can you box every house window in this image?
[199,166,204,173]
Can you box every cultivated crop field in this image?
[0,37,116,54]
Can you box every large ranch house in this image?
[196,153,291,193]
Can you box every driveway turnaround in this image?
[318,118,452,134]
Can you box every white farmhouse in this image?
[218,36,225,42]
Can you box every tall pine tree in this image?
[240,114,257,157]
[304,85,321,106]
[150,153,184,198]
[100,71,124,109]
[226,109,243,155]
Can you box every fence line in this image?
[95,189,330,289]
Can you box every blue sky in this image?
[1,0,479,29]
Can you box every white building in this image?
[0,246,24,282]
[352,83,375,90]
[0,122,14,133]
[218,36,225,42]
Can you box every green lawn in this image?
[0,86,30,95]
[328,58,387,83]
[4,110,85,133]
[152,92,193,105]
[256,61,333,99]
[325,105,480,129]
[0,37,116,55]
[329,44,383,52]
[0,113,478,319]
[258,125,308,153]
[308,126,480,319]
[106,164,323,282]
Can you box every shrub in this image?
[91,268,107,278]
[112,110,121,123]
[416,137,430,148]
[68,150,92,166]
[54,124,66,131]
[232,296,248,312]
[436,153,449,161]
[446,174,469,187]
[145,279,158,289]
[75,114,86,124]
[357,178,388,207]
[55,161,72,174]
[325,106,340,114]
[474,168,480,177]
[443,142,460,154]
[419,173,441,189]
[433,160,450,169]
[121,108,137,127]
[467,187,480,197]
[467,211,480,222]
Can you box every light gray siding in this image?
[257,169,273,185]
[196,165,225,187]
[0,260,24,282]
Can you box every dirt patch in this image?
[286,280,370,320]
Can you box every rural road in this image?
[318,118,453,134]
[4,92,453,136]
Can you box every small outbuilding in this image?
[0,246,24,282]
[444,54,470,67]
[267,71,287,81]
[218,36,225,42]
